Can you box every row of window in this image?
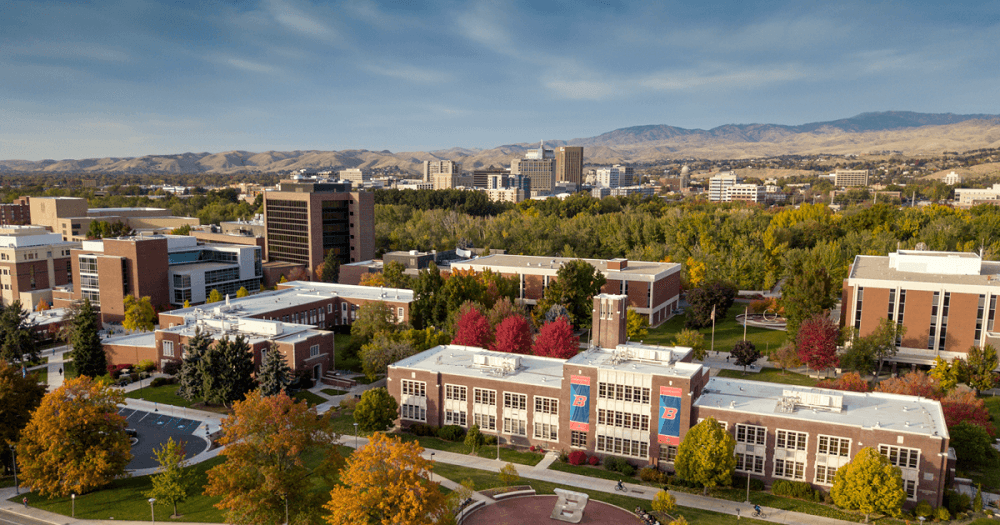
[597,409,650,431]
[401,379,426,397]
[597,383,652,404]
[595,434,649,459]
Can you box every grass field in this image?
[715,368,820,387]
[644,313,787,355]
[549,461,634,482]
[392,433,544,466]
[985,396,1000,436]
[125,383,193,408]
[292,390,328,407]
[321,388,348,396]
[64,360,76,379]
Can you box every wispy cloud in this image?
[207,54,280,75]
[7,42,131,62]
[364,63,451,84]
[265,0,339,41]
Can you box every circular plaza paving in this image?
[463,495,638,525]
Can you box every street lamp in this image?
[283,494,289,525]
[430,453,435,482]
[353,422,358,448]
[496,426,501,461]
[149,497,156,523]
[9,444,18,495]
[71,494,75,518]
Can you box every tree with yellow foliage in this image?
[123,294,156,332]
[358,272,386,287]
[325,433,448,525]
[17,377,131,496]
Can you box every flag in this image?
[710,305,716,321]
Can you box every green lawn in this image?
[322,388,348,396]
[645,313,787,355]
[64,360,76,379]
[125,383,194,408]
[392,433,544,466]
[334,333,360,372]
[984,396,1000,437]
[292,390,328,407]
[715,368,820,387]
[549,461,635,482]
[33,368,48,385]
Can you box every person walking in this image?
[58,367,63,376]
[22,496,28,508]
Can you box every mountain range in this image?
[2,111,999,175]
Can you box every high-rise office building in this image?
[263,178,374,277]
[422,160,461,183]
[709,171,740,202]
[555,146,584,187]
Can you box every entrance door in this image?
[313,364,321,381]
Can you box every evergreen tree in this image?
[321,249,341,283]
[0,301,37,364]
[199,336,254,407]
[258,343,291,396]
[70,299,106,378]
[177,328,211,402]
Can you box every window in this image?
[444,409,467,427]
[976,294,986,342]
[736,453,764,474]
[735,424,766,445]
[446,384,467,401]
[401,380,426,397]
[854,287,864,330]
[162,340,174,357]
[776,430,807,451]
[401,404,426,421]
[659,445,678,462]
[310,344,319,357]
[903,479,916,500]
[571,431,587,448]
[503,417,527,435]
[397,307,404,319]
[928,291,940,350]
[597,382,651,404]
[817,435,850,457]
[473,413,496,431]
[503,392,527,410]
[597,409,650,431]
[773,459,805,480]
[327,304,333,313]
[879,445,919,469]
[533,422,558,441]
[474,388,496,405]
[534,396,558,415]
[595,434,649,459]
[815,465,838,484]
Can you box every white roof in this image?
[566,342,700,378]
[391,345,566,388]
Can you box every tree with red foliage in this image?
[874,371,941,399]
[533,317,579,359]
[452,307,493,349]
[796,314,839,374]
[941,389,995,437]
[816,372,870,393]
[491,315,533,354]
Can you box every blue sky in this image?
[2,0,999,160]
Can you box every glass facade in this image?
[266,199,310,264]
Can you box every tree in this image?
[672,329,706,361]
[929,356,960,392]
[498,463,520,487]
[177,328,212,402]
[17,377,131,496]
[358,272,386,287]
[170,224,192,236]
[324,432,447,525]
[843,318,905,378]
[351,301,397,344]
[874,371,940,399]
[452,307,493,348]
[963,344,999,394]
[382,261,411,289]
[207,288,224,304]
[949,422,995,466]
[730,340,760,375]
[360,333,416,381]
[771,342,802,374]
[236,286,249,298]
[487,297,528,328]
[464,425,485,453]
[652,490,677,518]
[816,372,870,392]
[123,295,156,332]
[830,447,906,522]
[941,389,994,436]
[626,309,649,341]
[0,361,46,475]
[320,248,341,283]
[200,336,255,407]
[144,438,190,518]
[354,387,399,432]
[0,301,37,364]
[796,314,840,374]
[781,257,837,342]
[534,260,607,330]
[975,484,983,513]
[258,343,291,396]
[532,317,579,359]
[36,299,50,312]
[183,299,191,308]
[490,315,533,354]
[684,281,737,330]
[70,298,106,378]
[204,391,340,525]
[674,417,736,495]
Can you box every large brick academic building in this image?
[389,294,951,507]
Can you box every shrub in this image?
[483,435,497,446]
[559,450,569,463]
[161,360,181,375]
[437,425,466,442]
[603,456,636,476]
[640,467,661,482]
[137,359,157,372]
[588,454,600,466]
[409,423,436,437]
[568,450,588,466]
[529,445,536,452]
[771,480,817,500]
[149,377,176,388]
[944,489,971,516]
[914,500,933,518]
[339,397,359,411]
[934,506,951,521]
[732,475,765,492]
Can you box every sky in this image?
[2,0,999,160]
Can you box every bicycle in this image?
[614,482,628,493]
[752,508,766,518]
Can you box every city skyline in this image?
[3,0,998,160]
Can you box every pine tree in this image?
[0,301,37,364]
[177,328,211,402]
[70,299,106,378]
[198,336,254,407]
[258,343,291,396]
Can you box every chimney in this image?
[608,258,628,270]
[592,293,628,349]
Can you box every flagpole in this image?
[710,305,716,356]
[743,305,748,341]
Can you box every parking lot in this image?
[118,408,208,470]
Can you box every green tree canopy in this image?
[674,417,736,495]
[534,260,607,330]
[781,254,837,341]
[963,344,999,393]
[258,343,291,396]
[320,248,341,283]
[0,301,37,364]
[70,298,106,378]
[830,447,906,522]
[354,387,399,432]
[144,438,190,518]
[0,360,47,475]
[684,281,737,330]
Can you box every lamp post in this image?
[353,422,358,448]
[71,494,75,518]
[745,472,751,503]
[149,497,156,523]
[9,444,18,495]
[430,453,435,482]
[283,494,289,525]
[496,427,501,461]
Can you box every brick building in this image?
[0,226,78,310]
[388,294,951,507]
[449,255,681,326]
[263,178,375,276]
[0,197,31,226]
[28,196,198,241]
[842,250,1000,367]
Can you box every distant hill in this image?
[2,111,999,174]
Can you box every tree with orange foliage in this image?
[816,372,870,393]
[324,433,447,525]
[874,371,941,399]
[17,377,131,496]
[359,272,386,287]
[533,317,579,359]
[204,391,340,525]
[940,389,995,436]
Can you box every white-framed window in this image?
[474,388,496,405]
[697,418,728,429]
[570,430,587,448]
[327,304,333,313]
[776,430,807,451]
[503,417,527,435]
[401,404,426,421]
[659,445,678,463]
[597,409,650,431]
[446,384,467,401]
[817,435,851,457]
[736,452,765,474]
[879,445,919,469]
[162,340,174,357]
[534,396,558,415]
[397,307,404,319]
[903,479,917,500]
[473,413,496,431]
[773,459,805,480]
[504,392,527,410]
[533,422,558,441]
[815,465,838,485]
[735,424,766,445]
[445,409,467,427]
[595,434,649,459]
[401,380,426,397]
[597,383,651,404]
[310,344,319,357]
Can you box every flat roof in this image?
[103,332,156,348]
[694,377,948,439]
[850,255,1000,286]
[566,342,700,378]
[391,345,567,388]
[451,254,680,279]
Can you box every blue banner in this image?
[658,386,682,445]
[570,375,590,432]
